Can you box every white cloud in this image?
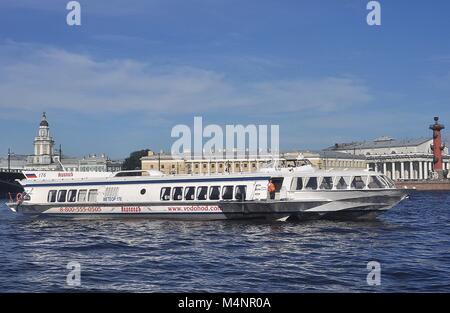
[0,41,373,115]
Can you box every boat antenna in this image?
[56,145,65,171]
[7,148,11,172]
[57,157,66,171]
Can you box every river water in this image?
[0,191,449,292]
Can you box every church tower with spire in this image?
[27,112,55,166]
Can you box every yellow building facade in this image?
[141,150,367,174]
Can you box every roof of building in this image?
[324,137,431,151]
[299,150,366,160]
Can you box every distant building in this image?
[141,150,187,174]
[297,150,366,170]
[0,153,27,173]
[21,113,122,172]
[55,154,123,172]
[325,136,450,180]
[141,150,285,175]
[141,149,366,175]
[26,112,56,169]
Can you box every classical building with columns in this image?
[325,136,450,180]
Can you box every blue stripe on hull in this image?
[23,176,271,188]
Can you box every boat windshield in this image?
[292,174,393,191]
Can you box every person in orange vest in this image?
[267,179,276,200]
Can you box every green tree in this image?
[122,149,149,170]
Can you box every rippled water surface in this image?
[1,191,449,292]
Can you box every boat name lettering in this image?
[58,172,74,177]
[103,196,122,202]
[121,206,141,213]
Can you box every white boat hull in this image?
[7,189,408,221]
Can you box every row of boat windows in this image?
[46,186,248,202]
[160,185,247,201]
[47,189,98,203]
[292,175,394,191]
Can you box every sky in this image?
[0,0,450,159]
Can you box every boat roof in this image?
[20,166,381,187]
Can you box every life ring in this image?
[16,193,23,203]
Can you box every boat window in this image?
[78,189,87,202]
[351,176,366,189]
[319,177,333,190]
[222,186,234,200]
[88,190,98,202]
[304,177,318,190]
[209,186,221,200]
[271,177,284,192]
[196,186,208,200]
[47,190,57,203]
[295,178,303,190]
[368,176,386,189]
[160,187,171,201]
[184,186,195,200]
[172,187,183,201]
[380,175,395,188]
[335,176,349,190]
[387,177,395,188]
[67,190,77,202]
[235,185,247,200]
[57,190,67,202]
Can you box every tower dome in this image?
[40,112,49,127]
